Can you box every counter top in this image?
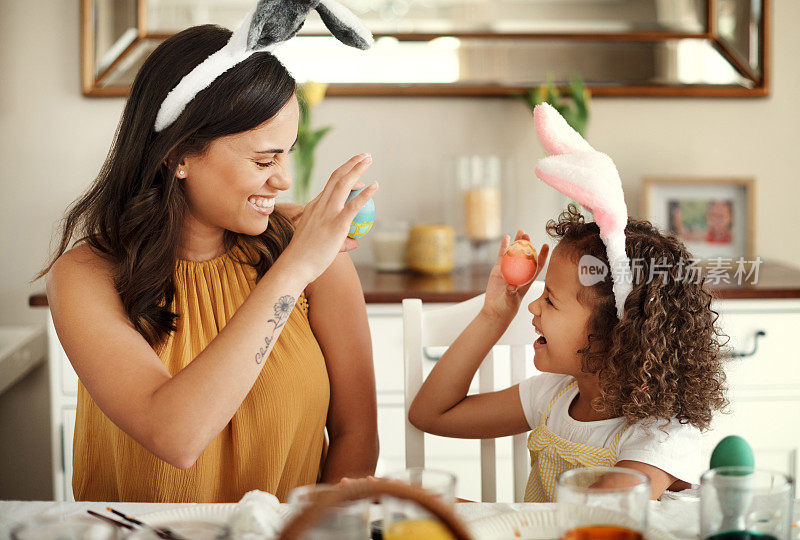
[0,326,46,396]
[28,260,800,306]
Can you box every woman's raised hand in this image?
[283,153,378,285]
[481,231,549,326]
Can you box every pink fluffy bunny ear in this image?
[534,103,595,156]
[533,102,632,320]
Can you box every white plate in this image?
[469,508,678,540]
[127,504,292,539]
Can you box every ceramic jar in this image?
[406,225,455,275]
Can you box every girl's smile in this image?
[533,322,547,349]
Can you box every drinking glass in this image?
[382,468,456,540]
[287,484,370,539]
[10,515,119,539]
[458,154,502,242]
[556,467,650,539]
[700,467,793,540]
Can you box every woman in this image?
[38,24,379,502]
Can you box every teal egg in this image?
[346,188,375,239]
[710,435,755,471]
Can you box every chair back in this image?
[402,281,544,502]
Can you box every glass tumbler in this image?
[556,466,650,539]
[287,483,370,539]
[382,468,456,540]
[700,467,793,540]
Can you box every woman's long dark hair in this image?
[37,25,297,347]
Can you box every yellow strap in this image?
[608,421,631,454]
[536,379,631,454]
[537,380,578,426]
[525,379,635,502]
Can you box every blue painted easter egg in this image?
[346,188,375,239]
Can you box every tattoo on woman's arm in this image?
[254,295,295,365]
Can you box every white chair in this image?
[403,281,544,502]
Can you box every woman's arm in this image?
[48,246,309,470]
[306,253,379,482]
[47,154,376,470]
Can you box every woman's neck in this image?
[179,213,227,262]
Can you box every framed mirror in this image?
[81,0,769,97]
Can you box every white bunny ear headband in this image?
[533,102,633,320]
[154,0,374,132]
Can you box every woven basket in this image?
[277,478,473,539]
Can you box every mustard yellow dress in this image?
[72,247,330,502]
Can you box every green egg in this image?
[710,435,755,471]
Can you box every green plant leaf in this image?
[527,75,591,137]
[308,125,333,148]
[292,85,333,203]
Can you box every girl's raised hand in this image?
[282,153,378,285]
[481,231,549,326]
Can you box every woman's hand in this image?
[278,202,361,253]
[282,153,378,284]
[480,231,549,326]
[277,191,365,253]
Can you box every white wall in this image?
[1,0,798,499]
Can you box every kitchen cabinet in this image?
[46,311,78,502]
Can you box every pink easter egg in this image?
[501,239,538,286]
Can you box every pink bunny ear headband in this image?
[533,102,633,320]
[155,0,373,132]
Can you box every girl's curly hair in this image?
[546,204,728,431]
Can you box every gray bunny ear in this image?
[316,0,374,50]
[247,0,319,50]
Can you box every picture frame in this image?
[641,177,755,260]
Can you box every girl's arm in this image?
[408,233,549,439]
[47,155,376,470]
[593,460,677,500]
[407,311,530,438]
[306,252,379,483]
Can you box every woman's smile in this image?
[247,194,276,215]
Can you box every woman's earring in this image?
[177,169,185,178]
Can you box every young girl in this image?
[409,205,728,501]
